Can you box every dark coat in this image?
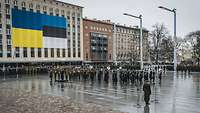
[143,83,151,96]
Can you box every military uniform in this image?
[143,81,151,105]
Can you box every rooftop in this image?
[50,0,84,8]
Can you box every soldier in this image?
[98,70,102,82]
[104,70,109,83]
[143,80,151,105]
[49,70,53,81]
[90,70,95,82]
[152,70,156,82]
[139,71,143,82]
[65,69,69,81]
[54,70,57,82]
[158,70,162,81]
[61,69,65,81]
[130,71,135,84]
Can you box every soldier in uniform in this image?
[61,69,65,81]
[104,70,109,83]
[143,80,151,105]
[49,70,53,82]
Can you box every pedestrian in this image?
[143,80,151,105]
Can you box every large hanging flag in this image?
[12,8,68,48]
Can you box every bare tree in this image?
[150,23,169,64]
[186,30,200,65]
[159,36,174,63]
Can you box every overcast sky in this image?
[61,0,200,38]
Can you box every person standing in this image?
[143,80,151,105]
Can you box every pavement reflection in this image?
[0,71,200,113]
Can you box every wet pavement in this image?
[0,71,200,113]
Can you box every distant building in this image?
[83,18,113,64]
[0,0,83,66]
[113,24,149,63]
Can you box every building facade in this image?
[0,0,83,65]
[83,18,113,63]
[113,24,149,63]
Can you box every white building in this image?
[0,0,83,65]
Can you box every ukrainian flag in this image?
[12,8,67,48]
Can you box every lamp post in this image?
[158,6,177,72]
[123,13,143,70]
[159,6,177,112]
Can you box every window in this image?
[14,0,18,6]
[44,48,48,57]
[72,17,75,21]
[36,5,40,13]
[78,48,81,57]
[61,10,65,17]
[43,6,47,11]
[43,6,47,14]
[5,0,10,4]
[73,48,76,57]
[62,49,65,57]
[6,29,10,35]
[57,48,60,57]
[68,48,71,57]
[6,19,10,24]
[29,3,33,10]
[23,47,27,57]
[6,8,10,14]
[49,8,53,15]
[21,2,26,8]
[38,48,41,57]
[86,53,88,60]
[15,47,19,58]
[51,48,54,57]
[55,9,59,16]
[31,48,35,57]
[67,16,70,20]
[7,45,11,58]
[7,39,11,45]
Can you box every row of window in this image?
[0,48,81,58]
[116,33,136,38]
[12,0,81,10]
[7,0,81,18]
[4,0,81,11]
[116,27,137,34]
[85,25,112,33]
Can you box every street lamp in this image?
[158,6,177,72]
[123,13,143,70]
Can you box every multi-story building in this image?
[0,0,83,66]
[83,18,113,64]
[113,24,149,63]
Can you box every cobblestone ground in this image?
[0,88,124,113]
